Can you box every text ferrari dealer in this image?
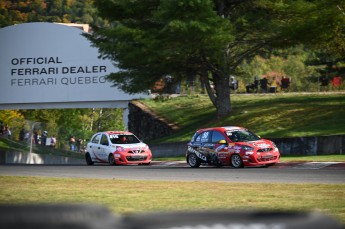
[0,22,148,110]
[10,57,107,86]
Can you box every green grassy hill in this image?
[141,92,345,143]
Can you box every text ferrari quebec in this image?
[186,126,280,168]
[85,131,152,165]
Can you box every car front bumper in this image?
[242,151,280,166]
[114,153,152,165]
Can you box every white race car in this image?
[85,131,152,165]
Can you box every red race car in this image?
[186,126,280,168]
[85,131,152,165]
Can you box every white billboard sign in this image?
[0,22,148,109]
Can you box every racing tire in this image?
[230,154,244,168]
[108,154,116,165]
[85,153,94,165]
[188,153,201,168]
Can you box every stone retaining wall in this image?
[128,101,178,142]
[0,151,85,164]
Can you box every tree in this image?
[0,110,26,140]
[87,0,344,119]
[0,0,107,28]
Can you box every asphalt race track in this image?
[0,162,344,184]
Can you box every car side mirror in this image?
[218,140,227,144]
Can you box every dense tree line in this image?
[0,0,107,28]
[0,0,344,145]
[1,108,125,150]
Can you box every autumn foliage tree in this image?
[0,0,106,28]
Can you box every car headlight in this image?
[116,146,125,152]
[271,141,278,148]
[241,145,254,151]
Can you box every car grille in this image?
[258,156,278,162]
[257,148,273,153]
[126,155,148,161]
[128,150,145,154]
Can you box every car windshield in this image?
[109,134,141,144]
[225,129,260,142]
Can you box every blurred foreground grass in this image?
[0,176,344,223]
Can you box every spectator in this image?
[230,76,238,91]
[164,75,173,93]
[4,124,11,138]
[34,130,39,144]
[76,138,83,152]
[50,135,56,148]
[259,77,270,93]
[6,127,11,138]
[24,132,30,142]
[281,76,291,92]
[69,135,76,151]
[332,75,342,88]
[41,131,48,146]
[252,75,259,92]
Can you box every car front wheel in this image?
[85,153,94,165]
[188,153,201,168]
[108,154,116,165]
[231,154,243,168]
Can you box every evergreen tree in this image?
[87,0,345,119]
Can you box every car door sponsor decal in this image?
[187,146,207,161]
[215,144,226,152]
[203,143,214,147]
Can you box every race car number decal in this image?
[109,134,119,139]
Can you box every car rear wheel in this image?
[108,154,116,165]
[188,153,201,168]
[85,153,94,165]
[231,154,243,168]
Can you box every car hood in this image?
[246,139,273,148]
[112,142,147,149]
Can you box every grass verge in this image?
[143,93,345,143]
[0,176,344,223]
